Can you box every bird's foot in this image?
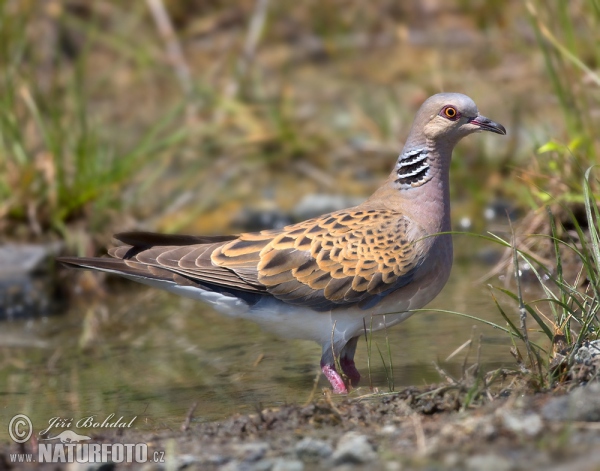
[340,357,361,387]
[321,362,348,394]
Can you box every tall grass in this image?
[523,0,600,206]
[408,169,600,391]
[0,3,185,240]
[491,170,600,387]
[485,0,600,385]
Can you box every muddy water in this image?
[0,243,527,440]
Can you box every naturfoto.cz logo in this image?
[7,413,165,465]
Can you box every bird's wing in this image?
[109,239,266,293]
[108,209,427,311]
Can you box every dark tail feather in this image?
[57,256,266,305]
[113,231,238,247]
[56,256,170,281]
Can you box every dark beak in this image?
[468,115,506,135]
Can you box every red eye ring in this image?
[440,105,460,121]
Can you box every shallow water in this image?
[1,246,524,441]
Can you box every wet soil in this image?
[5,378,600,470]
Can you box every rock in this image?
[66,462,116,471]
[0,243,62,276]
[331,432,377,465]
[219,460,244,471]
[542,382,600,422]
[443,452,460,467]
[272,459,304,471]
[384,461,402,471]
[574,341,600,365]
[483,199,519,223]
[232,208,291,232]
[250,460,276,471]
[233,442,270,462]
[465,453,512,471]
[294,437,333,461]
[220,460,273,471]
[500,411,543,436]
[0,242,64,321]
[140,462,164,471]
[174,454,200,468]
[205,454,228,466]
[379,425,398,436]
[220,459,279,471]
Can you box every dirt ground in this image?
[4,378,600,471]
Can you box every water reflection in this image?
[1,253,521,440]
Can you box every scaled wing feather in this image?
[108,210,426,311]
[211,209,427,310]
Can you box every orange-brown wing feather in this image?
[108,210,425,310]
[212,209,426,310]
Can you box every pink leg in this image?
[321,362,348,394]
[340,357,360,387]
[340,336,360,387]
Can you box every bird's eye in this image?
[442,106,459,120]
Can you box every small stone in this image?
[221,460,272,471]
[542,382,600,422]
[331,432,377,465]
[219,460,243,471]
[574,341,600,364]
[0,243,62,276]
[175,454,199,467]
[140,463,164,471]
[250,460,276,471]
[501,411,543,436]
[443,452,460,467]
[233,442,270,462]
[465,454,512,471]
[205,455,228,466]
[385,461,402,471]
[379,425,398,435]
[295,437,333,461]
[272,459,304,471]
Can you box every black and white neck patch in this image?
[394,149,432,189]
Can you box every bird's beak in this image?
[468,115,506,135]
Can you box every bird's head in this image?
[413,93,506,145]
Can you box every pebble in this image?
[384,461,402,471]
[272,459,304,471]
[294,437,333,460]
[379,424,398,436]
[500,411,543,436]
[542,382,600,422]
[251,461,276,471]
[233,442,270,462]
[220,459,271,471]
[0,243,63,320]
[219,460,244,471]
[176,454,200,467]
[465,453,512,471]
[66,463,116,471]
[0,243,62,276]
[140,463,164,471]
[219,458,302,471]
[574,341,600,365]
[331,432,377,465]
